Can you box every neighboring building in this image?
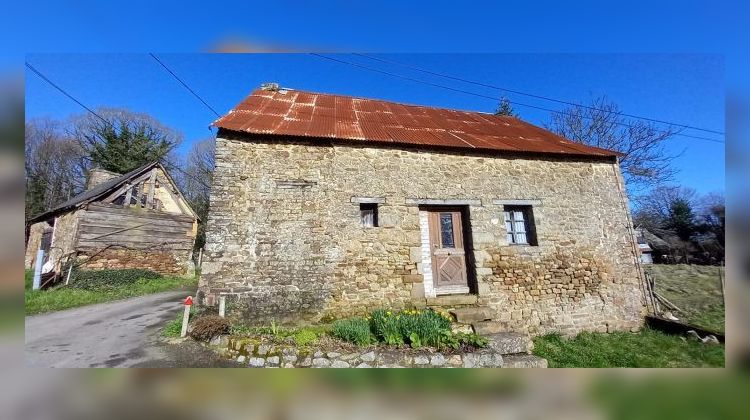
[635,226,675,264]
[25,162,198,282]
[200,85,646,336]
[635,227,654,264]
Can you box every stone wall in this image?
[48,211,80,271]
[24,221,49,269]
[201,133,646,335]
[78,248,187,274]
[209,336,545,368]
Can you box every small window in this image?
[504,206,537,245]
[360,203,378,228]
[439,213,455,248]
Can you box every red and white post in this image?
[180,296,193,338]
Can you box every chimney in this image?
[86,167,121,190]
[260,82,280,91]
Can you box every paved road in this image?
[25,288,212,368]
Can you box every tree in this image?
[494,97,517,117]
[25,118,87,218]
[174,138,215,252]
[70,108,181,174]
[666,198,698,241]
[633,186,697,230]
[546,95,681,192]
[697,191,725,247]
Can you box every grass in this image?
[162,316,184,338]
[229,323,331,347]
[533,328,724,368]
[25,269,198,315]
[645,264,725,333]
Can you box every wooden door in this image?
[428,210,469,293]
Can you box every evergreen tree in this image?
[72,108,180,174]
[494,97,517,117]
[667,198,698,241]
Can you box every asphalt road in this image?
[24,288,231,368]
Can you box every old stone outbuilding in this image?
[25,162,198,283]
[200,86,646,336]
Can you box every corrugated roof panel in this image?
[213,88,621,158]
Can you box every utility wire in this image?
[310,53,724,144]
[26,61,212,191]
[353,53,725,136]
[26,62,110,125]
[149,53,221,118]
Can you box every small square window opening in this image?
[504,205,537,245]
[360,203,378,228]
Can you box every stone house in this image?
[25,162,198,282]
[200,85,646,336]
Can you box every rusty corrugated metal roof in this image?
[213,88,621,158]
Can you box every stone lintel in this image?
[350,196,386,204]
[492,199,542,206]
[405,198,482,206]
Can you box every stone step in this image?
[471,320,505,335]
[484,332,534,354]
[426,294,478,307]
[502,354,548,368]
[450,307,492,323]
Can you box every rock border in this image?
[206,335,547,368]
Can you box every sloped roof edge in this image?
[26,162,197,224]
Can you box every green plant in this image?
[70,268,162,290]
[270,318,279,335]
[162,316,183,338]
[455,332,489,348]
[367,308,456,348]
[293,329,318,347]
[370,309,403,345]
[408,332,422,348]
[189,315,230,342]
[331,317,373,346]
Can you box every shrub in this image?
[331,317,373,346]
[70,268,162,290]
[189,315,230,342]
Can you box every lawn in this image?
[25,269,198,315]
[533,328,724,368]
[645,264,725,333]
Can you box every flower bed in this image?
[182,308,550,368]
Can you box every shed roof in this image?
[26,162,195,224]
[214,88,621,158]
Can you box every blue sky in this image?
[25,54,724,195]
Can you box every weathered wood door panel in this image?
[428,210,469,293]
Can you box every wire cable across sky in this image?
[309,53,724,144]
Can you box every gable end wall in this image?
[200,135,646,335]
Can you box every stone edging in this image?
[206,336,547,368]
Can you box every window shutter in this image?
[513,210,527,244]
[361,209,374,228]
[504,211,514,243]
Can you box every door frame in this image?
[418,205,476,297]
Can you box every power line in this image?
[353,53,725,136]
[26,61,212,191]
[25,62,110,125]
[310,53,723,144]
[149,53,221,118]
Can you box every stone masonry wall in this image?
[201,133,646,335]
[78,248,187,275]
